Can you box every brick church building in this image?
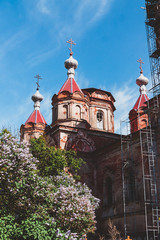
[20,47,160,239]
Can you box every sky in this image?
[0,0,153,135]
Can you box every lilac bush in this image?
[0,131,100,239]
[53,173,100,235]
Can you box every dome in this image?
[64,54,78,70]
[32,89,44,103]
[136,73,149,87]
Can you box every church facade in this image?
[20,49,160,239]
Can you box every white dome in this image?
[136,73,149,87]
[64,55,78,70]
[32,89,44,103]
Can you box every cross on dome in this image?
[133,58,149,110]
[34,74,42,90]
[136,58,148,88]
[58,40,81,94]
[66,38,76,55]
[137,58,144,74]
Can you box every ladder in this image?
[139,110,160,240]
[121,120,133,238]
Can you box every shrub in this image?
[0,131,100,239]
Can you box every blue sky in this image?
[0,0,152,134]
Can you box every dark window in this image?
[97,111,103,129]
[103,176,113,207]
[125,171,136,203]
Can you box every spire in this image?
[129,59,149,134]
[133,59,149,110]
[58,39,82,94]
[25,75,47,125]
[64,38,78,79]
[32,74,44,110]
[136,58,149,95]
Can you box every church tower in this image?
[20,75,47,141]
[46,39,116,152]
[129,59,149,133]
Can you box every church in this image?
[20,41,160,239]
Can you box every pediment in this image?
[91,90,109,100]
[57,91,70,98]
[72,91,84,98]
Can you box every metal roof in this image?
[25,110,47,125]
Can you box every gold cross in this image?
[125,236,132,240]
[137,58,144,73]
[66,38,76,55]
[34,74,42,90]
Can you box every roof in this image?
[58,78,82,94]
[133,94,149,110]
[82,88,115,102]
[25,110,47,125]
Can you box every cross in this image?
[137,58,144,73]
[125,236,132,240]
[66,38,76,55]
[34,74,42,90]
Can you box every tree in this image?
[30,136,85,178]
[0,131,99,240]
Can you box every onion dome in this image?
[136,58,149,95]
[25,75,47,125]
[64,53,78,78]
[133,59,149,110]
[136,72,149,88]
[32,89,44,110]
[58,39,82,94]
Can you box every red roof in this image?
[58,78,82,94]
[25,110,47,125]
[133,94,149,110]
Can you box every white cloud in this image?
[0,28,33,61]
[20,0,114,67]
[113,79,153,135]
[37,0,51,14]
[0,94,32,133]
[89,0,113,24]
[40,91,52,124]
[112,83,138,134]
[26,46,60,67]
[35,0,114,40]
[76,72,90,89]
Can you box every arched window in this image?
[141,118,148,129]
[97,110,103,129]
[54,106,58,121]
[124,170,136,203]
[110,114,113,130]
[75,105,81,120]
[63,105,68,119]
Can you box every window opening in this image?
[97,111,103,129]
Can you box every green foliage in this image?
[30,136,85,178]
[0,212,66,240]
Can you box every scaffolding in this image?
[145,1,160,237]
[121,95,160,240]
[145,0,160,94]
[120,119,136,238]
[120,1,160,238]
[139,96,160,240]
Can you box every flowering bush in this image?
[53,174,100,235]
[0,131,100,239]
